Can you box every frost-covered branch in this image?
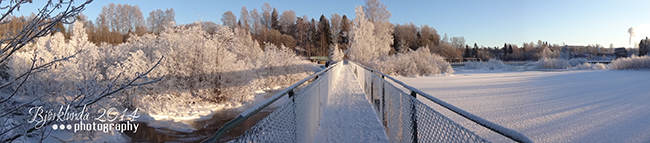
[76,55,164,108]
[0,51,35,103]
[0,0,91,64]
[0,50,80,91]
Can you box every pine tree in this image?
[339,15,351,45]
[318,15,332,56]
[464,46,471,58]
[472,43,479,58]
[503,43,508,56]
[271,8,279,31]
[640,37,649,56]
[508,45,513,54]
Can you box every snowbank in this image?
[610,55,650,70]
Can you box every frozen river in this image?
[397,70,650,143]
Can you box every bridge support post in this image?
[410,91,418,143]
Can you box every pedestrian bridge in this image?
[203,61,532,143]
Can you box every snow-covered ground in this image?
[396,70,650,143]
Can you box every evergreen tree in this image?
[503,43,508,56]
[318,15,332,56]
[271,8,279,30]
[339,15,350,45]
[472,43,479,58]
[640,37,650,56]
[464,46,471,58]
[309,18,317,56]
[508,45,513,54]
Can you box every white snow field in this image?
[313,64,389,143]
[396,70,650,143]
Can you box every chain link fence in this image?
[349,62,489,143]
[214,63,339,143]
[349,61,531,143]
[205,61,531,143]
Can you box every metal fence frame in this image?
[202,62,341,143]
[348,61,532,143]
[203,60,532,143]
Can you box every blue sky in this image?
[13,0,650,48]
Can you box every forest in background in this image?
[4,1,648,64]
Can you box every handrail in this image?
[349,61,533,143]
[202,62,342,143]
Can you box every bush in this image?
[575,63,593,70]
[536,58,570,69]
[464,59,505,70]
[568,58,588,66]
[464,61,482,69]
[592,63,607,70]
[373,48,454,76]
[611,55,650,70]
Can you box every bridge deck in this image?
[312,64,389,143]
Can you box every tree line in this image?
[2,1,644,61]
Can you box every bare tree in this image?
[239,6,250,31]
[330,13,341,44]
[221,11,237,29]
[147,8,175,34]
[261,3,272,29]
[249,8,261,34]
[279,10,295,34]
[451,36,465,49]
[363,0,391,23]
[97,3,144,34]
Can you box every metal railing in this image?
[203,62,341,143]
[204,60,532,143]
[348,61,533,143]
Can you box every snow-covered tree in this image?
[329,44,344,62]
[349,6,376,64]
[363,0,393,57]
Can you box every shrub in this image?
[464,59,506,70]
[592,63,607,70]
[575,63,593,70]
[536,58,570,69]
[568,58,588,66]
[373,48,453,76]
[611,55,650,70]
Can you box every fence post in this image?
[410,91,418,143]
[288,89,295,101]
[381,75,386,125]
[370,72,374,104]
